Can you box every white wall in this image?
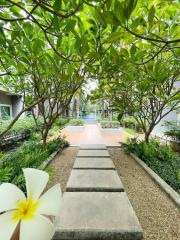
[12,96,23,118]
[152,109,179,135]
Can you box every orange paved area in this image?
[59,124,129,146]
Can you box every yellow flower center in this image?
[13,198,40,222]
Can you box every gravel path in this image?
[47,147,79,192]
[47,146,179,239]
[108,147,180,240]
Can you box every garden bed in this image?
[0,137,69,191]
[122,138,180,194]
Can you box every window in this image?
[0,105,12,120]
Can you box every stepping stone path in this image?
[73,157,115,170]
[66,169,124,192]
[54,144,143,240]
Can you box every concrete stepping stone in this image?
[78,149,110,157]
[80,144,107,150]
[66,169,124,192]
[53,192,143,240]
[73,157,115,170]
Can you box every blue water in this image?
[81,114,97,124]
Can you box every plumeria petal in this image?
[0,183,26,213]
[20,214,55,240]
[23,168,49,200]
[0,211,18,240]
[37,184,62,217]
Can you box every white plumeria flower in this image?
[0,168,62,240]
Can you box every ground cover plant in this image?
[122,138,180,193]
[0,137,69,191]
[0,116,43,135]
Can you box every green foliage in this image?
[100,120,120,128]
[0,138,69,190]
[0,117,43,135]
[0,167,12,183]
[123,128,137,135]
[55,117,70,127]
[68,118,84,126]
[120,116,141,132]
[0,151,5,160]
[122,138,180,192]
[164,121,180,141]
[48,126,61,137]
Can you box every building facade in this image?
[0,89,23,121]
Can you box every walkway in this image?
[48,146,180,240]
[53,144,143,240]
[60,124,129,146]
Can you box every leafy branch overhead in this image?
[0,0,179,142]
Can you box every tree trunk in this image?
[144,132,150,143]
[42,127,49,145]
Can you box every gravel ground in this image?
[108,147,180,240]
[47,146,179,240]
[47,146,79,192]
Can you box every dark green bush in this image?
[122,138,180,192]
[68,118,84,126]
[0,137,69,190]
[120,116,142,132]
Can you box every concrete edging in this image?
[129,152,180,210]
[40,148,61,170]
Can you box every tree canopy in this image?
[0,0,179,141]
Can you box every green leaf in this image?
[124,0,135,20]
[130,44,136,56]
[95,8,107,27]
[104,11,119,25]
[33,39,43,54]
[106,0,113,10]
[148,6,155,28]
[56,36,62,48]
[107,32,122,42]
[120,48,129,58]
[81,40,89,55]
[114,1,125,24]
[0,28,6,45]
[53,0,62,11]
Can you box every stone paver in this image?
[66,169,124,192]
[53,192,143,240]
[78,149,110,157]
[80,144,107,149]
[73,157,115,169]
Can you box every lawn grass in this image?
[123,128,137,135]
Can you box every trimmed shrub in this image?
[120,116,142,132]
[122,138,180,193]
[100,120,120,128]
